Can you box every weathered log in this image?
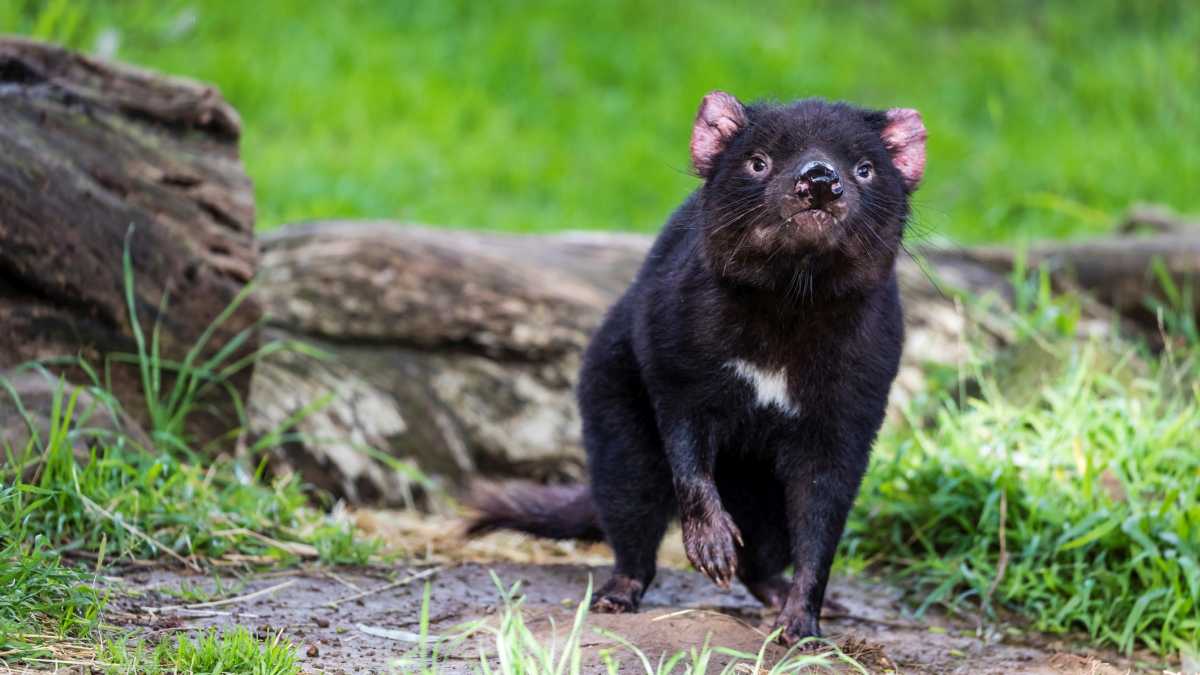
[249,224,629,503]
[245,222,998,504]
[0,38,259,449]
[251,218,1200,505]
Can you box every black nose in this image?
[794,160,843,205]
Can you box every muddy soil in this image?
[104,562,1153,674]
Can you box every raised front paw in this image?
[681,509,743,589]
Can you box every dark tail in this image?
[464,481,605,542]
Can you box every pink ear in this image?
[690,91,747,178]
[881,108,927,191]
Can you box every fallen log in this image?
[249,224,629,503]
[0,38,259,450]
[250,219,1198,505]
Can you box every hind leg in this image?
[580,336,673,613]
[586,404,673,612]
[716,456,790,610]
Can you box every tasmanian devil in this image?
[467,91,926,645]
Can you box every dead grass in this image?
[352,507,694,570]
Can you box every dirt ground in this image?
[104,560,1157,675]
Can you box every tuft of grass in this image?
[101,626,299,675]
[117,227,258,457]
[159,576,247,604]
[0,494,103,663]
[5,0,1197,241]
[107,226,328,458]
[1149,257,1199,346]
[844,286,1200,656]
[395,575,865,674]
[1,377,377,567]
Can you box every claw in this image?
[682,506,742,589]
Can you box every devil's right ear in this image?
[690,91,748,178]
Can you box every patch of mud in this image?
[104,563,1157,674]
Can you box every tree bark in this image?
[0,38,259,450]
[249,224,627,504]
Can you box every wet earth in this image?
[104,562,1156,674]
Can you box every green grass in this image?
[0,366,373,669]
[1,382,374,566]
[842,279,1200,657]
[5,0,1198,241]
[101,626,299,675]
[160,576,247,604]
[0,492,103,665]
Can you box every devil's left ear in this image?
[879,108,927,192]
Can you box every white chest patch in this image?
[726,359,799,417]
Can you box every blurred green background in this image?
[4,0,1198,242]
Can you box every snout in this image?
[793,160,843,208]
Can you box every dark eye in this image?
[855,161,873,180]
[746,154,770,175]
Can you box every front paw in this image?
[771,609,821,647]
[681,509,743,589]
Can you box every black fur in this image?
[467,95,919,645]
